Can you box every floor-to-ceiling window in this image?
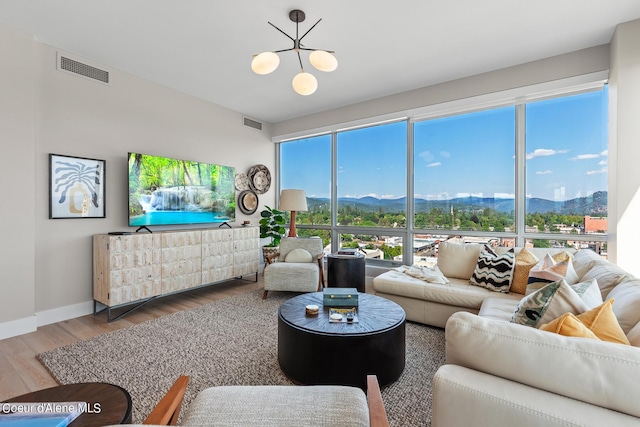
[278,85,608,265]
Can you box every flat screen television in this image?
[128,152,235,227]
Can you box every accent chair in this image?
[262,237,324,299]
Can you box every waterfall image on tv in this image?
[128,152,236,227]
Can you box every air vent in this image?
[243,116,263,131]
[57,53,110,85]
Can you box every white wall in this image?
[0,25,36,338]
[273,45,610,138]
[609,19,640,275]
[0,23,275,339]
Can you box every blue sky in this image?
[281,88,608,202]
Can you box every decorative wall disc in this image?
[248,164,271,194]
[238,189,258,215]
[235,172,250,191]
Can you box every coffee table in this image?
[278,292,406,389]
[5,382,132,426]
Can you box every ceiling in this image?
[1,1,640,124]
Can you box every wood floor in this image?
[0,277,264,401]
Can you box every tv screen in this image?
[128,152,235,227]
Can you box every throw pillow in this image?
[511,248,538,295]
[539,313,601,340]
[284,248,313,263]
[469,246,515,293]
[575,299,630,345]
[437,242,484,280]
[511,279,589,327]
[527,252,578,293]
[569,278,603,309]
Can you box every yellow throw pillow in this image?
[511,248,538,295]
[575,300,631,345]
[539,313,600,340]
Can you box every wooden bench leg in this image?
[262,290,268,299]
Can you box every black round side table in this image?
[327,253,365,292]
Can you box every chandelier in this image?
[251,9,338,96]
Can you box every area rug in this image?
[37,290,445,426]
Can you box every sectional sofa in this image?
[373,244,640,426]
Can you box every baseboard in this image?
[0,315,37,340]
[36,300,94,328]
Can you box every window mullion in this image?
[515,102,526,246]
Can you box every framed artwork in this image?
[49,154,106,219]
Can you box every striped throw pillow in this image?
[470,245,515,293]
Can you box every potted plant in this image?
[259,206,286,261]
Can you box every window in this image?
[280,134,331,225]
[337,121,407,228]
[525,89,608,236]
[277,85,608,264]
[414,107,516,231]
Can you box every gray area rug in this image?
[37,290,445,426]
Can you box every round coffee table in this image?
[5,382,132,426]
[278,292,406,389]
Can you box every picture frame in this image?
[49,153,106,219]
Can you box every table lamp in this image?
[279,189,308,237]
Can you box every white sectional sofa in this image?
[374,244,640,426]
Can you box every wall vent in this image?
[243,116,263,131]
[57,52,110,85]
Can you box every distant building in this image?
[584,215,607,233]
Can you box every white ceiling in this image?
[1,1,640,124]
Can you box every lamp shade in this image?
[292,72,318,95]
[251,51,280,75]
[279,189,308,212]
[309,50,338,72]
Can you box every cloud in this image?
[536,170,552,175]
[601,150,608,156]
[427,162,441,167]
[338,166,345,174]
[572,153,600,160]
[418,150,434,162]
[440,151,451,159]
[586,168,607,175]
[526,148,568,160]
[598,160,607,166]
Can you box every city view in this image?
[281,88,609,262]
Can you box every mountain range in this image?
[306,191,607,216]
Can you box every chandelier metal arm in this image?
[267,21,295,42]
[298,18,322,42]
[297,51,304,71]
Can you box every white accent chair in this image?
[262,237,324,299]
[141,375,388,427]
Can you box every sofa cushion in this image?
[572,249,604,279]
[469,246,514,293]
[372,271,520,309]
[478,297,520,321]
[580,260,634,299]
[511,280,589,327]
[437,242,483,280]
[445,311,640,418]
[604,278,640,334]
[510,248,538,295]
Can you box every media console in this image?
[93,227,259,321]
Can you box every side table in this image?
[5,382,132,426]
[327,253,365,292]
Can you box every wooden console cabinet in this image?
[93,227,259,320]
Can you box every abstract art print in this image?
[49,154,105,219]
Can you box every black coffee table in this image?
[278,292,406,389]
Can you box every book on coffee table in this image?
[329,307,359,323]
